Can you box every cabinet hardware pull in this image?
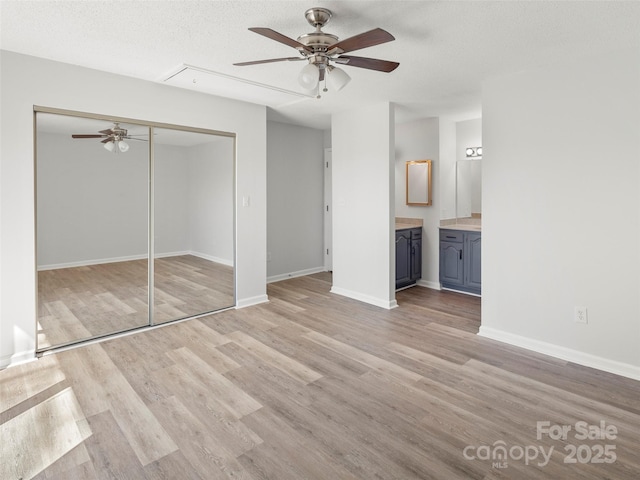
[446,236,456,239]
[459,249,462,260]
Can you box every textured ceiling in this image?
[2,1,639,129]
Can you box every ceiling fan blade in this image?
[335,55,399,72]
[248,27,313,54]
[72,134,108,138]
[125,137,147,142]
[234,57,304,66]
[101,138,112,144]
[98,129,114,135]
[330,28,395,54]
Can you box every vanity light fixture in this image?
[466,146,482,158]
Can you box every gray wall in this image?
[37,133,234,268]
[266,121,325,280]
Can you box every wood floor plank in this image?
[4,272,640,479]
[0,386,89,480]
[82,410,149,480]
[60,344,179,466]
[164,346,262,419]
[226,330,323,385]
[303,330,424,383]
[148,396,255,480]
[38,255,234,347]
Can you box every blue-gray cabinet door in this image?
[395,231,412,288]
[466,233,482,292]
[440,241,464,286]
[410,234,422,282]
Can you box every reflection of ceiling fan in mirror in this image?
[234,7,399,97]
[71,122,147,153]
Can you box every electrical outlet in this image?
[574,306,588,324]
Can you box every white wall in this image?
[394,118,440,289]
[187,138,234,265]
[0,51,267,367]
[266,121,325,280]
[480,47,640,379]
[37,131,150,267]
[331,103,396,309]
[154,144,191,257]
[36,134,234,268]
[438,118,457,220]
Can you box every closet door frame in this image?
[34,105,237,353]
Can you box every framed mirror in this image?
[406,160,432,206]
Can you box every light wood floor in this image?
[37,255,234,349]
[4,272,640,479]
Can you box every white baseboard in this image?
[416,279,441,290]
[38,253,149,271]
[154,250,191,259]
[236,294,269,309]
[38,250,233,271]
[188,251,234,267]
[0,349,37,370]
[267,266,326,284]
[330,286,398,310]
[478,326,640,381]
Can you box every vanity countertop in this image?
[439,224,481,232]
[396,222,422,231]
[395,217,423,231]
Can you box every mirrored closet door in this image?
[152,128,235,324]
[35,109,235,351]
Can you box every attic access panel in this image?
[162,64,314,108]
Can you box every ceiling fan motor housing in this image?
[304,7,332,28]
[298,8,340,67]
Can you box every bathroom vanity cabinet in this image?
[439,228,481,295]
[396,227,422,290]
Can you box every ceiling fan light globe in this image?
[104,141,115,152]
[328,66,351,91]
[298,63,319,90]
[118,140,130,153]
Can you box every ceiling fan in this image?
[234,7,399,96]
[71,122,147,153]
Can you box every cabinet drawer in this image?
[410,228,422,240]
[439,230,463,243]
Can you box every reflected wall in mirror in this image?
[406,160,432,206]
[153,128,235,323]
[36,113,151,348]
[456,160,482,218]
[35,109,235,351]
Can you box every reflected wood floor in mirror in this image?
[37,255,234,348]
[6,273,640,479]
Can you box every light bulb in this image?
[118,140,130,153]
[298,63,319,90]
[327,66,351,91]
[104,141,115,152]
[466,148,474,157]
[476,147,482,156]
